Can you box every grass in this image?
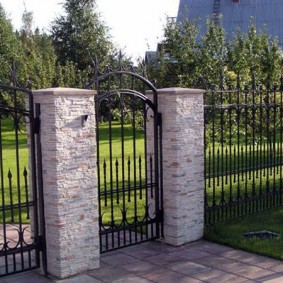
[205,205,283,260]
[96,121,154,225]
[205,137,283,224]
[0,118,30,223]
[97,121,146,186]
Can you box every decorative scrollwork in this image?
[0,225,35,256]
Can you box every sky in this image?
[0,0,180,61]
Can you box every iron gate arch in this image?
[92,68,163,253]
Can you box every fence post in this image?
[157,87,205,246]
[32,88,99,279]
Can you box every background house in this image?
[177,0,283,48]
[146,0,283,63]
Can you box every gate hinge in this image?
[34,117,41,134]
[157,112,162,126]
[156,209,164,222]
[38,235,46,252]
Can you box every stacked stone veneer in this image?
[32,88,99,279]
[152,88,205,246]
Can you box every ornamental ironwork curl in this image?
[0,226,35,256]
[99,202,156,232]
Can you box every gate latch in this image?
[157,112,162,126]
[156,209,164,222]
[34,117,41,134]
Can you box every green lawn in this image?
[205,139,283,224]
[0,118,29,223]
[96,121,152,225]
[205,205,283,260]
[97,121,146,187]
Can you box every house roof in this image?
[177,0,283,46]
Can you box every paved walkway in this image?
[1,240,283,283]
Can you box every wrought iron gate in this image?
[90,65,163,253]
[0,84,46,277]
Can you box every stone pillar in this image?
[157,88,205,246]
[32,88,99,279]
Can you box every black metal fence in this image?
[0,84,45,277]
[204,82,283,225]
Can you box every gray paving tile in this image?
[1,240,283,283]
[269,264,283,272]
[100,253,138,266]
[118,260,160,275]
[1,271,51,283]
[263,276,283,283]
[145,253,184,266]
[193,254,238,270]
[142,241,182,253]
[55,274,102,283]
[220,249,283,269]
[87,264,135,282]
[196,242,233,254]
[119,246,164,259]
[167,261,210,276]
[222,262,276,280]
[169,248,211,260]
[158,275,203,283]
[142,268,184,283]
[190,268,236,281]
[109,275,152,283]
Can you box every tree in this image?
[227,22,281,87]
[16,9,57,89]
[198,17,227,87]
[147,17,200,88]
[0,4,20,84]
[147,16,282,89]
[51,0,114,72]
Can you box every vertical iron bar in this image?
[236,86,241,218]
[8,170,14,222]
[34,103,47,274]
[138,155,143,241]
[259,86,263,211]
[0,116,9,274]
[158,112,164,238]
[211,87,216,224]
[127,157,132,244]
[144,102,149,239]
[103,161,107,207]
[228,86,233,220]
[149,155,154,237]
[280,81,283,205]
[23,168,29,219]
[219,89,225,221]
[127,158,131,202]
[244,86,248,214]
[115,159,119,204]
[95,96,103,252]
[272,86,277,206]
[13,88,24,268]
[132,96,138,243]
[119,93,126,245]
[115,158,120,247]
[152,88,160,237]
[204,97,209,224]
